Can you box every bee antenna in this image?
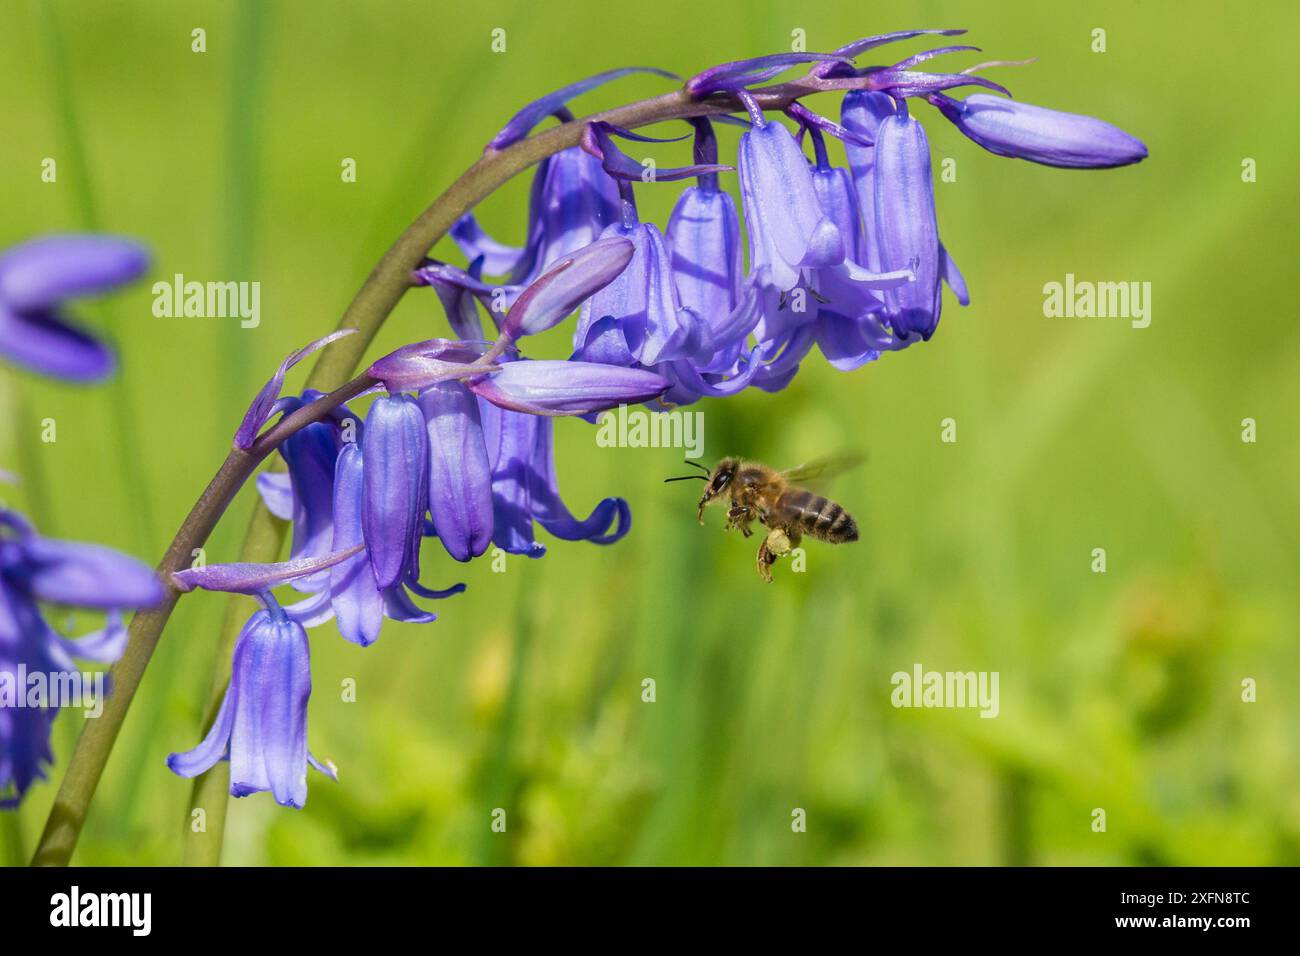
[684,459,710,473]
[664,475,708,483]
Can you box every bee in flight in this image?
[666,455,860,582]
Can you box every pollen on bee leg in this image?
[756,527,794,582]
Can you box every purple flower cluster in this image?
[168,244,666,806]
[1,498,163,806]
[166,28,1146,807]
[444,29,1145,400]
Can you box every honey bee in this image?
[666,455,860,582]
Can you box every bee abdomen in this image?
[779,489,858,543]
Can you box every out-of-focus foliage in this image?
[2,0,1297,865]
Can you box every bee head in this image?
[696,457,739,523]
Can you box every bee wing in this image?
[780,453,865,487]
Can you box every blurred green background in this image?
[2,0,1298,866]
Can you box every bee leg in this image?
[726,505,753,537]
[755,528,793,583]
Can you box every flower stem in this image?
[28,78,837,866]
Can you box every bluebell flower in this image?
[1,502,162,806]
[328,443,458,647]
[468,357,671,416]
[841,90,899,272]
[376,374,638,562]
[0,235,149,382]
[574,216,715,368]
[166,602,336,808]
[665,118,747,372]
[666,178,743,352]
[841,92,973,348]
[498,236,637,342]
[419,381,494,563]
[452,146,622,301]
[802,123,922,367]
[871,109,944,342]
[930,93,1148,168]
[737,116,844,293]
[268,391,354,592]
[251,399,463,647]
[361,394,429,589]
[559,137,772,407]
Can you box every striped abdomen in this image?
[776,488,858,543]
